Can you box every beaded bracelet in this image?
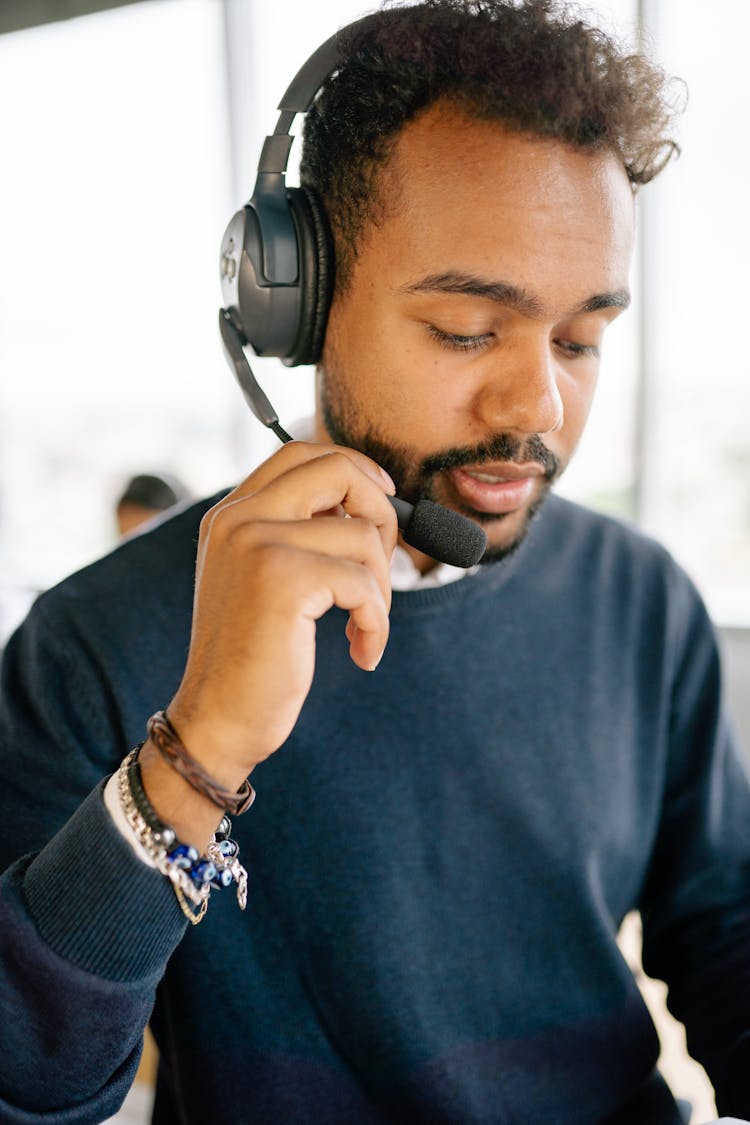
[116,747,248,925]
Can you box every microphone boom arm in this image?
[219,309,292,443]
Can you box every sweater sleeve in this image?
[638,569,750,1119]
[0,591,188,1122]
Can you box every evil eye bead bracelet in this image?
[116,746,248,925]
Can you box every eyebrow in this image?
[400,271,631,317]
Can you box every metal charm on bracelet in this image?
[116,749,248,924]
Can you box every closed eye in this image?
[427,325,493,353]
[554,338,600,359]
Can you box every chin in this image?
[473,492,551,563]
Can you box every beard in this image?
[320,377,563,564]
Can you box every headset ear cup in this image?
[286,186,335,367]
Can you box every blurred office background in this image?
[0,2,748,1122]
[0,0,748,635]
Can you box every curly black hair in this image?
[300,0,683,288]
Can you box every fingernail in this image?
[378,466,395,492]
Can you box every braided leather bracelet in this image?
[147,710,256,816]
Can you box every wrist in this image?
[116,746,248,924]
[147,710,256,816]
[166,696,274,777]
[138,739,227,852]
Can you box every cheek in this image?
[558,366,599,443]
[325,301,432,427]
[376,351,470,444]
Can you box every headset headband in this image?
[251,14,378,285]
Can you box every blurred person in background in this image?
[115,472,191,537]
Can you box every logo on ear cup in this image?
[220,238,238,284]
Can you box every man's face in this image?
[316,102,635,566]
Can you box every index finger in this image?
[221,450,399,560]
[228,440,395,505]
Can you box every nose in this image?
[471,337,564,437]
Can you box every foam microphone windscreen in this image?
[399,498,487,567]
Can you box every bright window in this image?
[0,0,236,636]
[632,0,750,625]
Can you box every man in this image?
[1,2,748,1123]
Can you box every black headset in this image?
[219,15,378,370]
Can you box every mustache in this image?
[421,432,561,482]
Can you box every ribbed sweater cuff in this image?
[23,780,187,982]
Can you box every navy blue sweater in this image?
[1,494,749,1123]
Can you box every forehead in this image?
[363,103,635,303]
